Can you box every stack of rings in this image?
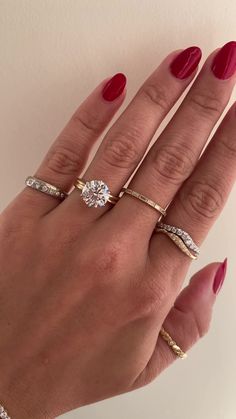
[155,222,200,260]
[25,175,194,359]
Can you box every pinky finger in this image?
[132,261,227,388]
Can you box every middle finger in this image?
[63,47,201,220]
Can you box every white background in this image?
[0,1,236,418]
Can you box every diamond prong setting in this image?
[81,180,111,208]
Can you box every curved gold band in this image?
[74,179,119,205]
[155,228,198,260]
[121,188,167,217]
[160,327,187,359]
[157,222,200,256]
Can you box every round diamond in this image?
[26,178,34,186]
[81,180,110,208]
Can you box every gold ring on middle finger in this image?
[120,187,167,218]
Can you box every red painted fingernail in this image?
[213,258,228,294]
[102,73,126,101]
[170,46,202,79]
[211,41,236,80]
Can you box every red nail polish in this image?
[102,73,126,101]
[213,258,228,294]
[211,41,236,80]
[170,46,202,79]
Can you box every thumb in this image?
[134,260,227,387]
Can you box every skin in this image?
[0,47,236,419]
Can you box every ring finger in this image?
[145,99,236,339]
[150,99,236,272]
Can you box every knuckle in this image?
[102,130,140,169]
[182,180,223,221]
[71,108,101,135]
[150,144,194,185]
[46,144,82,176]
[133,281,168,318]
[188,90,224,120]
[190,310,209,339]
[141,83,170,112]
[219,134,236,158]
[93,242,122,279]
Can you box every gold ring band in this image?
[155,227,197,260]
[121,188,167,217]
[155,228,197,260]
[160,327,187,359]
[74,178,119,207]
[25,176,67,200]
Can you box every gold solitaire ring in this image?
[74,179,119,208]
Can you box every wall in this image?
[0,1,235,418]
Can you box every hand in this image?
[0,42,236,419]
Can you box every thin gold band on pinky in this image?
[155,228,198,260]
[121,188,167,218]
[160,327,187,359]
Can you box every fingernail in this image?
[170,46,202,79]
[102,73,127,101]
[211,41,236,80]
[213,258,228,294]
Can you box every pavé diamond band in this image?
[160,327,187,359]
[155,228,198,260]
[25,176,67,200]
[155,222,199,260]
[0,403,11,419]
[74,178,119,208]
[121,188,167,218]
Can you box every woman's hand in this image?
[0,42,236,419]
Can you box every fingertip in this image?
[212,258,228,295]
[101,73,127,102]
